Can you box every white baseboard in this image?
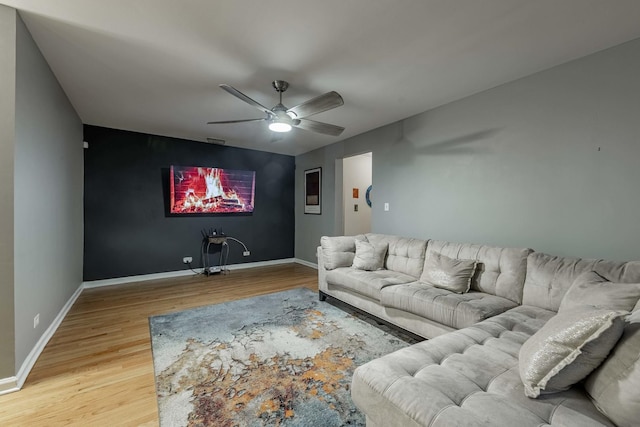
[294,258,318,269]
[82,268,196,288]
[225,258,296,270]
[0,376,18,396]
[0,282,84,395]
[82,258,299,288]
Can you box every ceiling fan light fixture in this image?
[268,120,292,132]
[269,110,293,132]
[210,80,345,136]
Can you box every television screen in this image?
[170,166,255,214]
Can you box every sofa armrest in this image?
[317,245,329,294]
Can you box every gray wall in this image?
[296,126,394,262]
[296,37,640,264]
[343,154,372,235]
[11,13,83,376]
[0,5,16,382]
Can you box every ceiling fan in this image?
[207,80,345,136]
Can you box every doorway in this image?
[342,152,372,235]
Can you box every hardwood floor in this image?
[0,263,318,426]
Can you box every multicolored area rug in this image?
[149,288,417,426]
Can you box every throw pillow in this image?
[585,310,640,427]
[420,252,477,293]
[559,271,640,313]
[352,240,387,271]
[321,235,365,270]
[519,307,628,398]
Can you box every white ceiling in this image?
[3,0,640,156]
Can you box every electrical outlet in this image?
[34,313,39,329]
[243,251,250,257]
[183,256,193,264]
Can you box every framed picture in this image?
[304,167,322,214]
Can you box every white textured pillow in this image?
[421,253,477,293]
[585,310,640,427]
[351,240,387,271]
[321,235,364,270]
[519,308,628,398]
[559,271,640,313]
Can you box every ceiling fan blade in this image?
[207,118,267,124]
[294,118,345,136]
[219,84,273,116]
[286,91,344,119]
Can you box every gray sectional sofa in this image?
[317,233,640,427]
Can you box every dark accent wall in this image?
[83,125,295,281]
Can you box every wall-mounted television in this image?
[170,166,255,214]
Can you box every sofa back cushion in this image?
[424,241,532,304]
[559,271,640,313]
[365,233,427,278]
[522,252,640,312]
[585,310,640,427]
[320,235,365,270]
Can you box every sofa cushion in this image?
[352,240,387,271]
[352,305,614,427]
[325,267,416,302]
[425,241,532,304]
[320,235,365,270]
[381,282,518,329]
[519,308,627,398]
[585,309,640,427]
[522,252,640,312]
[366,234,427,278]
[559,271,640,313]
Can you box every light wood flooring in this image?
[0,263,318,426]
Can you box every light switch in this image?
[384,203,389,211]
